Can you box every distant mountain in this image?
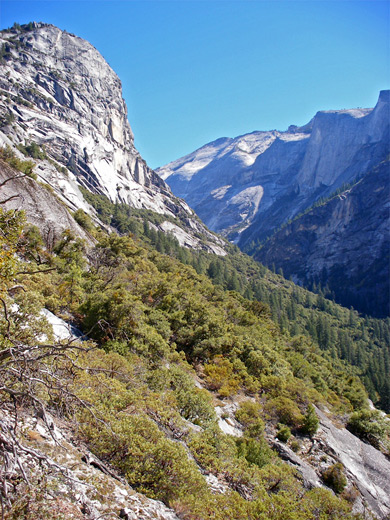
[256,159,390,318]
[158,91,390,315]
[0,22,225,254]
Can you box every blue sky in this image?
[0,1,389,168]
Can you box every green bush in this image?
[265,396,304,428]
[17,141,47,160]
[322,463,347,494]
[236,437,273,468]
[73,209,94,232]
[290,439,301,452]
[347,409,389,448]
[235,401,265,439]
[0,145,36,178]
[276,424,291,442]
[300,404,319,437]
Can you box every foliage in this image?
[236,436,274,468]
[322,463,347,494]
[73,209,94,232]
[347,408,390,449]
[0,145,36,178]
[235,401,265,438]
[265,396,304,429]
[81,187,390,412]
[300,404,319,437]
[204,355,241,397]
[17,141,47,160]
[0,200,377,519]
[276,424,291,442]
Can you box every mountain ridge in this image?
[158,91,388,240]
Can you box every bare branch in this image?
[15,267,57,276]
[0,298,11,339]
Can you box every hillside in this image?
[254,158,390,318]
[1,185,390,518]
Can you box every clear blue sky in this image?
[0,1,389,169]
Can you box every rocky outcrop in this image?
[0,408,180,520]
[255,159,390,317]
[0,23,225,254]
[214,398,390,519]
[0,159,92,246]
[316,408,390,519]
[270,407,390,519]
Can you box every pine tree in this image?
[301,404,319,437]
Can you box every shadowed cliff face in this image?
[255,159,390,318]
[0,23,225,254]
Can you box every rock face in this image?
[270,407,390,519]
[0,22,224,253]
[0,408,181,520]
[158,92,389,247]
[315,408,390,519]
[255,159,390,317]
[0,159,92,247]
[214,397,390,519]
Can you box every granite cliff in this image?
[158,92,389,245]
[0,22,225,254]
[255,159,390,317]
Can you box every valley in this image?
[0,22,389,520]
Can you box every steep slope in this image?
[255,159,390,318]
[0,158,93,246]
[0,22,225,253]
[1,21,390,520]
[158,92,389,246]
[1,198,390,519]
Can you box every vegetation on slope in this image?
[80,188,390,413]
[2,197,389,518]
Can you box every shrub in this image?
[276,425,291,442]
[204,355,240,397]
[235,401,264,438]
[322,463,347,494]
[265,396,304,428]
[0,110,14,126]
[0,145,36,178]
[347,409,389,448]
[290,439,301,452]
[236,437,273,469]
[73,209,94,232]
